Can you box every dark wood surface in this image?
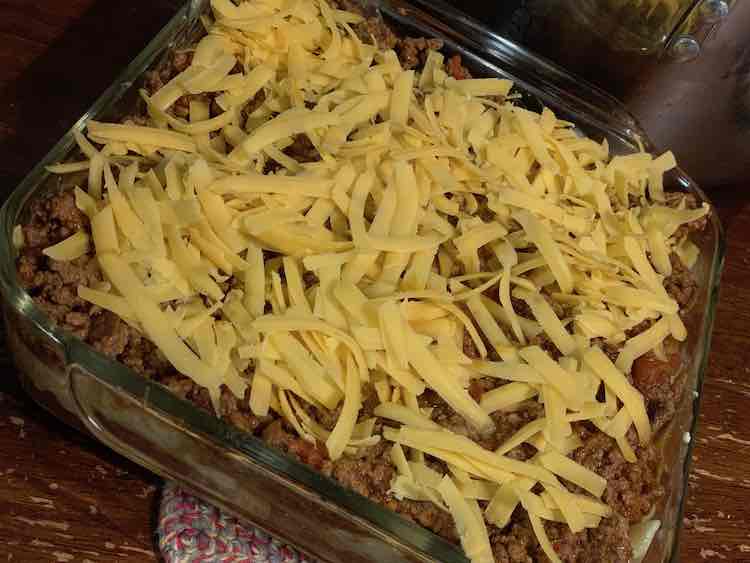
[0,2,749,562]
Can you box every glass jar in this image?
[456,0,737,99]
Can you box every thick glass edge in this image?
[0,1,727,561]
[66,341,466,561]
[667,172,727,563]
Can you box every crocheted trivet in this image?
[158,483,316,563]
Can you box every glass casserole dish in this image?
[0,0,725,561]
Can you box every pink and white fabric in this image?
[158,483,316,563]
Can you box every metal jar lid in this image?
[667,0,736,62]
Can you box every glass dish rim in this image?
[0,1,727,561]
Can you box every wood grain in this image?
[0,1,749,562]
[0,367,160,562]
[679,198,750,563]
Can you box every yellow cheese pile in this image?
[39,0,709,561]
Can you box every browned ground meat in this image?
[420,387,543,457]
[478,245,498,274]
[592,318,657,366]
[488,506,632,562]
[626,319,655,339]
[18,191,101,337]
[144,50,193,95]
[146,50,250,121]
[511,293,564,320]
[119,330,174,378]
[528,332,563,361]
[306,400,342,432]
[173,50,193,74]
[469,377,497,401]
[220,386,272,435]
[146,49,202,119]
[332,440,459,540]
[262,419,332,472]
[332,0,399,49]
[330,441,395,501]
[572,426,661,524]
[589,319,658,371]
[489,520,540,562]
[463,330,481,359]
[590,338,620,363]
[388,496,459,541]
[242,88,266,120]
[88,310,130,358]
[330,0,472,81]
[421,388,481,439]
[664,253,698,310]
[446,54,472,80]
[20,189,86,250]
[486,407,544,460]
[631,338,683,430]
[511,296,533,320]
[302,270,319,289]
[252,407,638,563]
[18,190,271,432]
[284,134,321,163]
[545,514,631,563]
[303,384,379,436]
[665,192,708,238]
[160,374,215,412]
[397,37,444,70]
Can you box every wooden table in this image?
[0,2,748,561]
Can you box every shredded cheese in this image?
[42,231,90,261]
[326,354,361,460]
[437,476,494,563]
[583,348,651,444]
[479,382,538,413]
[538,450,607,498]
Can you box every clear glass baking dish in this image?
[0,0,725,561]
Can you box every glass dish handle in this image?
[64,362,441,563]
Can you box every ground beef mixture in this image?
[13,5,709,561]
[446,54,472,80]
[463,329,482,360]
[263,419,330,471]
[544,514,631,563]
[398,37,445,70]
[284,134,321,163]
[631,337,684,432]
[664,253,698,311]
[144,50,193,96]
[331,0,472,79]
[665,192,709,238]
[17,190,102,338]
[572,426,661,524]
[528,333,564,362]
[334,0,399,50]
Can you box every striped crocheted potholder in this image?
[158,483,316,563]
